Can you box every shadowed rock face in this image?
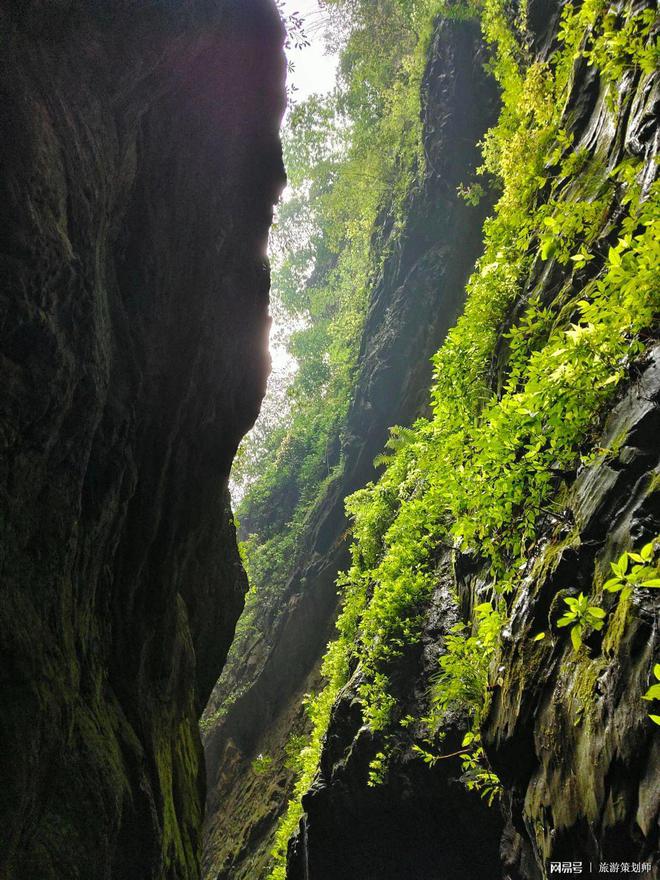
[289,749,503,880]
[291,348,659,880]
[0,2,285,877]
[286,573,506,880]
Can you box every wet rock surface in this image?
[487,345,660,879]
[287,571,505,880]
[482,9,660,873]
[0,2,284,878]
[286,330,660,877]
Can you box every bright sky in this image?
[269,0,338,374]
[280,0,338,101]
[231,2,339,497]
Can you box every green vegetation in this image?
[265,0,660,873]
[552,540,660,654]
[643,665,660,726]
[252,754,274,775]
[412,601,504,804]
[603,542,660,598]
[557,593,606,652]
[601,541,660,725]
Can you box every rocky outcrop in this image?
[485,7,660,870]
[0,2,285,878]
[202,18,499,879]
[487,345,660,878]
[286,572,505,880]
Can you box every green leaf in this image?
[641,578,660,587]
[603,577,622,592]
[611,554,629,577]
[570,625,583,651]
[654,664,660,681]
[557,615,573,628]
[541,238,556,260]
[533,631,546,641]
[588,606,606,618]
[640,541,654,561]
[649,715,660,726]
[642,684,660,701]
[608,246,622,267]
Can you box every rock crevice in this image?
[202,17,500,879]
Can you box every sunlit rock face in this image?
[0,2,285,877]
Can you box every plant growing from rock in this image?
[642,664,660,727]
[601,540,660,726]
[557,593,607,651]
[264,0,660,871]
[251,753,274,775]
[602,541,660,599]
[414,602,505,803]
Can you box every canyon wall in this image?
[0,2,284,877]
[202,17,500,879]
[284,1,660,878]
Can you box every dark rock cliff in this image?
[482,8,660,868]
[488,344,660,878]
[0,2,285,878]
[286,571,506,880]
[202,18,499,879]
